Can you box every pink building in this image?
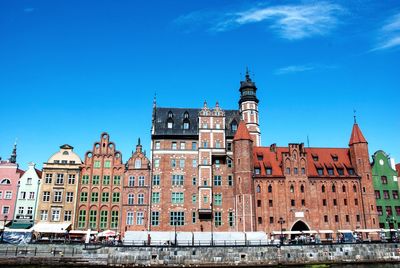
[0,144,23,224]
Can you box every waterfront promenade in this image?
[0,242,400,267]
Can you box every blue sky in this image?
[0,0,399,170]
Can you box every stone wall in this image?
[0,243,399,267]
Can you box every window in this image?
[104,160,111,168]
[91,192,99,202]
[5,191,12,199]
[335,215,339,222]
[377,206,383,216]
[327,168,334,175]
[229,212,234,227]
[255,168,260,175]
[354,198,358,205]
[53,191,62,203]
[290,185,294,193]
[191,159,197,168]
[66,192,73,203]
[136,212,144,225]
[112,192,120,203]
[81,175,89,184]
[396,206,400,216]
[151,211,160,226]
[45,174,52,184]
[80,192,88,203]
[286,168,290,174]
[192,142,197,150]
[100,211,108,229]
[215,141,221,148]
[152,175,160,186]
[386,206,393,216]
[383,190,390,199]
[342,185,346,192]
[338,168,344,175]
[333,199,337,206]
[348,168,355,175]
[332,185,336,192]
[128,194,134,205]
[154,159,160,168]
[172,175,184,186]
[228,175,233,186]
[89,210,97,229]
[92,175,99,185]
[170,211,185,226]
[134,159,141,168]
[155,141,160,149]
[393,191,399,199]
[214,212,222,227]
[381,176,388,184]
[128,176,135,187]
[180,142,186,150]
[344,198,348,206]
[268,185,272,193]
[312,155,319,161]
[138,176,145,186]
[203,196,208,203]
[30,192,35,200]
[171,192,184,204]
[214,176,222,186]
[257,200,262,207]
[179,159,185,168]
[227,142,232,151]
[214,194,222,206]
[171,159,176,168]
[68,174,75,184]
[43,191,50,202]
[270,217,274,224]
[78,210,87,228]
[20,191,26,199]
[291,199,295,206]
[317,168,324,175]
[323,199,327,206]
[113,175,121,185]
[56,174,64,185]
[111,211,119,228]
[138,193,144,204]
[152,192,160,203]
[269,200,273,207]
[27,177,32,185]
[18,207,24,214]
[167,121,173,129]
[0,191,2,199]
[183,122,190,129]
[266,168,272,175]
[51,209,61,221]
[301,167,306,175]
[324,215,328,222]
[227,159,233,168]
[322,185,325,192]
[94,161,101,168]
[192,177,196,185]
[345,215,350,222]
[294,167,298,174]
[301,199,305,206]
[2,206,9,214]
[126,212,134,225]
[64,211,72,221]
[300,184,305,193]
[103,175,110,185]
[192,194,196,204]
[172,142,177,150]
[102,192,109,202]
[40,210,48,221]
[353,185,357,192]
[231,122,238,132]
[256,185,261,193]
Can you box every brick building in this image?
[148,71,379,236]
[75,133,124,232]
[121,139,151,235]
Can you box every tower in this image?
[348,121,379,229]
[239,69,261,146]
[9,142,17,164]
[233,120,255,231]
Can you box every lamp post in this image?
[278,217,285,246]
[174,216,177,246]
[211,202,213,246]
[1,215,7,243]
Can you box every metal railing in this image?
[0,246,83,257]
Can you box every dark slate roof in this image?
[153,107,241,137]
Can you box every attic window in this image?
[266,168,272,175]
[347,168,355,175]
[184,112,189,119]
[312,154,319,161]
[337,168,344,175]
[63,151,69,155]
[332,154,338,162]
[183,122,190,130]
[231,121,238,132]
[168,111,173,118]
[254,168,260,175]
[317,168,324,176]
[327,168,334,175]
[167,118,174,129]
[257,154,263,161]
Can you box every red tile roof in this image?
[233,121,252,141]
[253,146,356,178]
[16,168,25,176]
[35,169,42,178]
[349,123,367,146]
[396,164,400,176]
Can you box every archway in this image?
[290,220,310,240]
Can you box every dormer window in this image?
[337,168,344,175]
[317,168,324,175]
[183,122,190,130]
[184,112,189,119]
[257,154,263,161]
[168,111,173,118]
[266,168,272,175]
[254,168,260,175]
[332,154,338,162]
[347,168,355,175]
[63,151,69,155]
[327,168,334,175]
[135,159,141,168]
[167,118,174,129]
[231,121,238,132]
[312,154,319,161]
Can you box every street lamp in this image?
[278,217,285,246]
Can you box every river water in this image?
[3,265,400,267]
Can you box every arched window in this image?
[268,185,272,193]
[342,185,346,192]
[128,194,134,205]
[168,111,173,118]
[290,184,294,193]
[1,179,11,185]
[184,111,189,119]
[256,185,261,193]
[135,159,142,168]
[231,121,238,132]
[322,185,325,193]
[300,184,305,193]
[63,151,69,155]
[332,184,336,192]
[353,184,357,192]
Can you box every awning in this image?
[272,231,302,235]
[33,222,71,233]
[355,229,382,233]
[318,230,334,234]
[302,230,318,234]
[69,230,98,235]
[9,222,33,229]
[98,230,116,237]
[338,230,353,233]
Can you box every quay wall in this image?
[0,243,399,266]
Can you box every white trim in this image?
[153,150,197,155]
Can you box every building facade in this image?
[121,139,151,236]
[0,143,23,223]
[12,162,41,228]
[35,145,82,228]
[371,150,400,229]
[147,72,379,236]
[75,133,124,232]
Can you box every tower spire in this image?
[9,140,17,163]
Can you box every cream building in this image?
[35,144,82,230]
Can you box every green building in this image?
[371,150,400,229]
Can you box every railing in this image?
[0,246,83,257]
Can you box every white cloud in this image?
[175,2,344,40]
[275,64,336,75]
[372,13,400,51]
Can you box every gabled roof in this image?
[349,123,367,145]
[35,168,42,178]
[396,164,400,177]
[17,168,25,176]
[233,121,252,141]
